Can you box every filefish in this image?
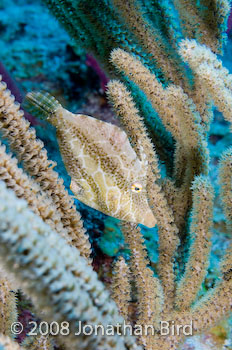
[24,92,156,228]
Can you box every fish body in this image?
[24,92,156,228]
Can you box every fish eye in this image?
[131,182,143,193]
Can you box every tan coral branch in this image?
[111,257,131,322]
[112,0,183,85]
[179,39,232,129]
[175,176,214,310]
[0,142,69,241]
[121,222,163,349]
[173,0,230,53]
[219,148,232,230]
[110,48,182,143]
[106,80,161,181]
[0,77,91,261]
[0,277,17,338]
[107,75,179,313]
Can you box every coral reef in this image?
[0,181,139,350]
[0,1,231,350]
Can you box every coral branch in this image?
[219,147,232,230]
[173,0,230,53]
[106,80,161,180]
[0,76,91,261]
[0,277,17,338]
[111,257,131,322]
[0,142,69,240]
[112,0,183,85]
[175,176,214,310]
[179,39,232,128]
[0,182,140,350]
[121,222,163,349]
[111,49,182,143]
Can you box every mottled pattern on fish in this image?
[24,92,156,228]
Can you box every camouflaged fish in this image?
[24,92,156,228]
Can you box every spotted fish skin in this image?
[24,92,156,228]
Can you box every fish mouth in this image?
[141,209,157,228]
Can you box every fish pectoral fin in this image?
[70,180,84,197]
[70,178,103,213]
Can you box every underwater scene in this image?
[0,0,231,349]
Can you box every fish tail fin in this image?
[23,91,62,126]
